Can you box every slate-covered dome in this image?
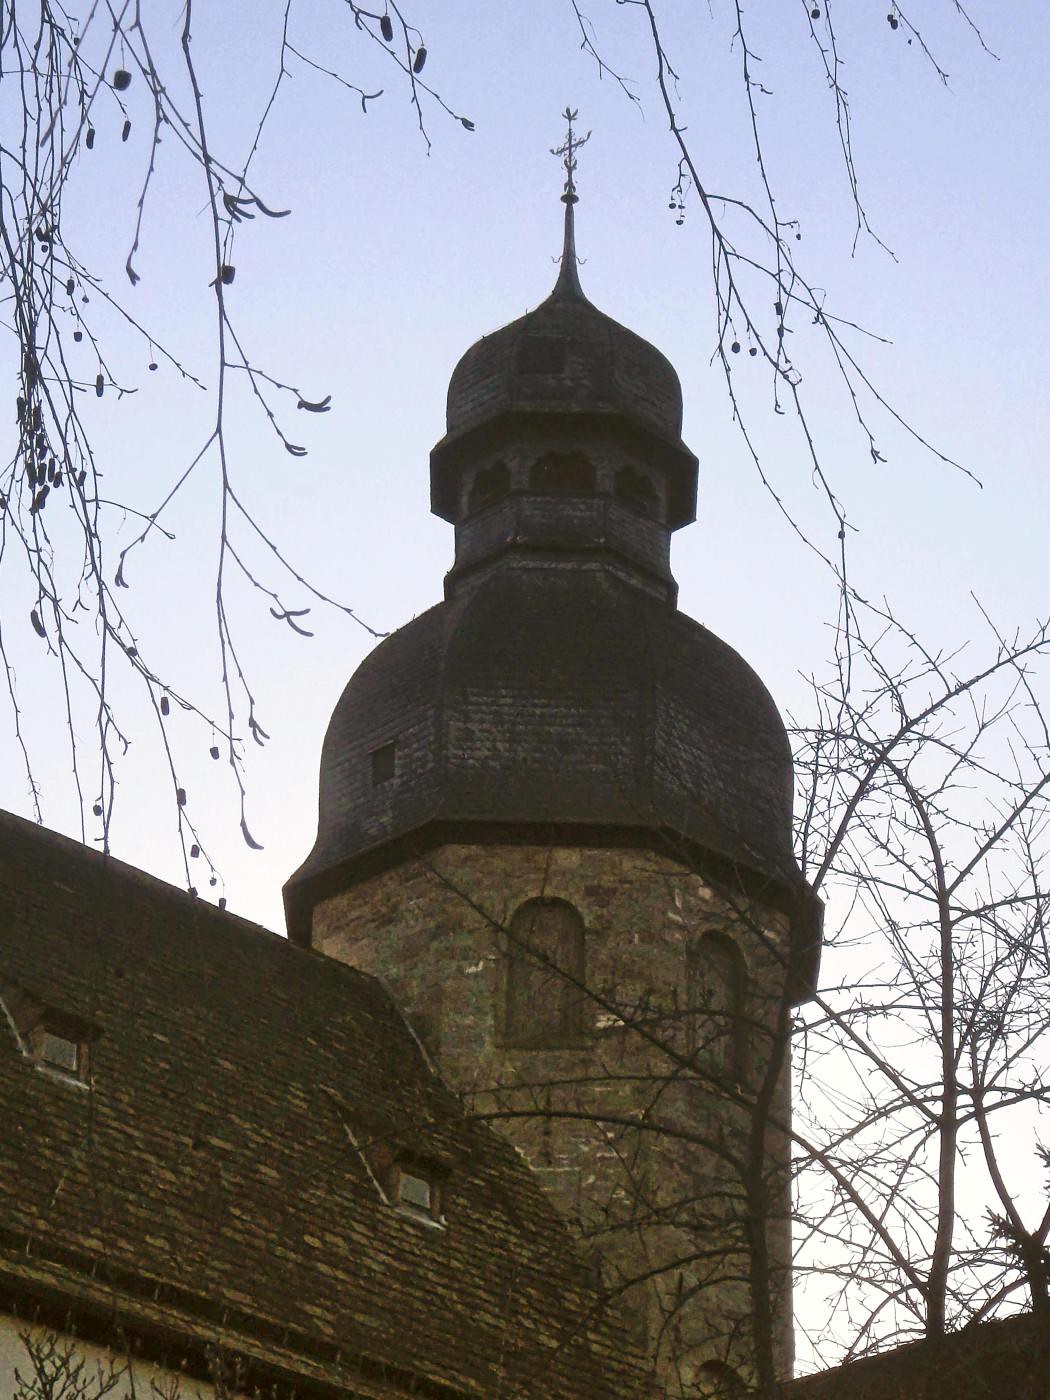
[287,569,801,920]
[444,273,685,446]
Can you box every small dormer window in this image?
[29,1018,91,1083]
[371,741,397,785]
[1,980,93,1086]
[385,1156,446,1227]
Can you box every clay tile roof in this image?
[0,809,648,1400]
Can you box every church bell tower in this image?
[285,114,821,1396]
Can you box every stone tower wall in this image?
[311,841,796,1394]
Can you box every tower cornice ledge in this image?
[283,816,822,1005]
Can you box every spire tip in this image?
[549,107,590,299]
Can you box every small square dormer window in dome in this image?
[517,335,566,376]
[370,741,397,786]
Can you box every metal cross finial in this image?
[550,106,591,205]
[549,106,589,299]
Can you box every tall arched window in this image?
[528,450,595,494]
[503,899,585,1048]
[688,932,748,1082]
[467,460,510,515]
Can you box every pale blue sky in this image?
[2,0,1047,926]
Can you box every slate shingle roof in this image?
[0,810,648,1400]
[783,1313,1050,1400]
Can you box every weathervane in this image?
[550,106,591,206]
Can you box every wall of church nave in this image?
[313,840,797,1391]
[0,1315,217,1400]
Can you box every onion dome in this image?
[443,203,684,446]
[430,194,698,535]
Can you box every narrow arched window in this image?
[688,932,747,1082]
[614,465,658,517]
[467,460,510,515]
[528,450,595,494]
[696,1360,746,1399]
[504,899,585,1048]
